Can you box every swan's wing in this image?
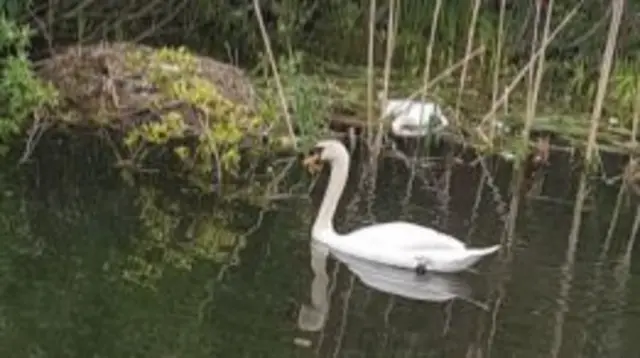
[384,100,431,122]
[346,222,466,250]
[415,245,501,273]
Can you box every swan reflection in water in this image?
[298,242,487,332]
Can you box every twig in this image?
[19,114,50,164]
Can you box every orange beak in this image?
[302,153,323,175]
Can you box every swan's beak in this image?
[302,153,323,175]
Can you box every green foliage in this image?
[0,16,57,155]
[610,59,640,122]
[261,51,331,151]
[0,169,304,357]
[120,45,266,189]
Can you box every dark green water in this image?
[0,151,638,358]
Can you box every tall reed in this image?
[252,0,297,149]
[454,0,482,123]
[583,0,625,166]
[375,0,398,156]
[366,0,377,147]
[489,0,507,144]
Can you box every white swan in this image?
[382,98,449,137]
[304,139,500,274]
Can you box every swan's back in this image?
[345,221,466,250]
[383,100,439,124]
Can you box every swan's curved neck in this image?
[312,151,349,240]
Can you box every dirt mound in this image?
[31,42,275,188]
[36,42,260,132]
[28,42,277,192]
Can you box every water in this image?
[0,149,638,358]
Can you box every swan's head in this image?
[302,139,349,174]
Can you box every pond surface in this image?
[0,148,638,358]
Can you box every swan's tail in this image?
[467,244,501,258]
[444,245,501,273]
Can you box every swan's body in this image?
[307,139,500,274]
[382,99,449,137]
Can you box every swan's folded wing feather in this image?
[346,222,466,250]
[414,245,501,272]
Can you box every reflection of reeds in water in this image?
[549,2,626,356]
[549,174,584,358]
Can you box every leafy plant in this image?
[0,16,57,155]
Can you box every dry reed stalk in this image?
[583,0,625,165]
[375,0,398,157]
[481,3,582,124]
[527,0,542,94]
[421,0,443,96]
[523,0,555,144]
[489,0,507,144]
[553,6,626,355]
[632,77,640,144]
[366,0,377,147]
[454,0,482,123]
[252,0,297,149]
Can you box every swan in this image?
[382,98,449,137]
[303,139,500,274]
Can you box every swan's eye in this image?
[302,147,324,174]
[308,146,323,157]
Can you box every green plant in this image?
[259,51,331,150]
[0,16,57,155]
[610,58,640,126]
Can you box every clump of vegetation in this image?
[36,42,271,191]
[122,187,244,288]
[0,16,58,155]
[123,45,265,183]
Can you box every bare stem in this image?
[632,77,640,144]
[421,0,443,96]
[527,0,542,94]
[523,0,555,144]
[366,0,377,146]
[374,0,398,156]
[585,0,625,164]
[489,0,507,143]
[252,0,297,150]
[454,0,482,123]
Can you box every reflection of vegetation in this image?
[0,163,308,357]
[123,186,246,287]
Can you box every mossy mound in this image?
[36,42,273,190]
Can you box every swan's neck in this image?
[312,153,349,240]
